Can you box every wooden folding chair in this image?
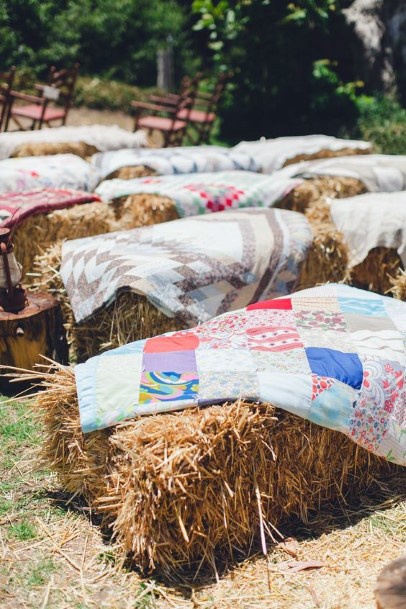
[132,76,198,147]
[0,67,16,132]
[8,63,80,131]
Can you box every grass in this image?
[0,395,404,608]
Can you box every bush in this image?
[354,95,406,155]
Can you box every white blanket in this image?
[0,125,147,160]
[274,154,406,192]
[329,192,406,266]
[233,135,371,173]
[0,154,100,193]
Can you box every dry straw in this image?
[277,176,366,213]
[306,199,404,295]
[281,146,372,167]
[11,142,99,159]
[34,364,396,579]
[14,201,115,280]
[34,212,349,360]
[390,268,406,301]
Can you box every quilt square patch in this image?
[344,313,396,333]
[144,332,199,353]
[351,330,405,365]
[196,348,256,372]
[294,310,347,332]
[291,297,341,312]
[305,347,363,390]
[252,348,310,374]
[247,298,292,311]
[139,371,198,404]
[298,328,354,353]
[143,350,197,373]
[198,371,259,402]
[338,297,387,317]
[247,325,303,352]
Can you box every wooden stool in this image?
[376,555,406,609]
[0,291,68,391]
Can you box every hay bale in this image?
[34,214,348,361]
[390,269,406,301]
[35,366,394,578]
[306,200,404,295]
[107,166,157,181]
[276,176,366,214]
[11,142,99,160]
[15,201,116,280]
[115,194,180,228]
[282,146,372,168]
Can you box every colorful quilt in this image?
[92,145,258,179]
[0,125,147,160]
[0,154,101,194]
[0,188,101,228]
[95,171,303,216]
[76,284,406,466]
[276,154,406,192]
[329,192,406,267]
[60,208,312,324]
[232,135,371,174]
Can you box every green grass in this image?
[8,519,37,541]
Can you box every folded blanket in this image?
[276,154,406,192]
[76,283,406,466]
[95,171,303,216]
[92,145,258,179]
[328,192,406,266]
[60,207,312,324]
[0,188,101,228]
[0,154,101,193]
[0,125,147,160]
[233,135,371,173]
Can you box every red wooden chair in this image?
[132,76,198,147]
[0,67,16,132]
[8,63,79,131]
[150,72,230,144]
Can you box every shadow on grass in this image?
[40,467,406,593]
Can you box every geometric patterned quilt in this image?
[60,208,313,324]
[75,284,406,466]
[95,170,303,217]
[91,145,259,179]
[0,154,100,194]
[0,188,101,228]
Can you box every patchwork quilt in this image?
[233,135,371,174]
[92,145,258,179]
[76,284,406,466]
[95,171,303,216]
[328,192,406,267]
[276,154,406,192]
[60,208,312,324]
[0,154,100,194]
[0,188,101,228]
[0,125,147,160]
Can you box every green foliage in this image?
[0,0,189,85]
[74,76,150,112]
[8,520,37,541]
[354,95,406,155]
[191,0,363,142]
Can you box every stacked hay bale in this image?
[15,201,116,280]
[34,210,348,360]
[12,142,99,160]
[36,365,394,578]
[306,197,405,295]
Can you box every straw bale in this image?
[35,366,394,579]
[107,166,157,180]
[276,177,366,214]
[351,248,404,296]
[35,213,348,361]
[115,194,180,229]
[307,200,404,296]
[282,146,372,168]
[390,269,406,301]
[14,201,115,281]
[11,142,99,159]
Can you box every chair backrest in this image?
[167,74,200,145]
[46,62,80,113]
[0,67,16,131]
[198,71,230,117]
